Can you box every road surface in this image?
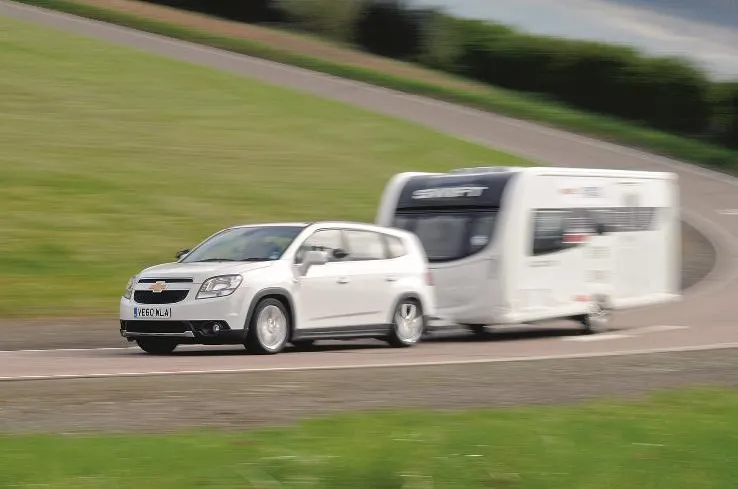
[0,1,737,431]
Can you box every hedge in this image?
[712,83,738,148]
[137,0,737,152]
[17,0,738,173]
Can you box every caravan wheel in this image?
[580,300,612,334]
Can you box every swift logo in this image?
[411,186,488,199]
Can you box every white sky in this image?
[411,0,738,80]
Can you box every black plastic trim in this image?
[291,324,392,341]
[120,320,247,345]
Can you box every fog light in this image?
[212,323,222,333]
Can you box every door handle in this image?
[385,276,398,282]
[337,277,349,284]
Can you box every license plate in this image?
[133,307,172,319]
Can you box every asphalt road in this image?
[3,348,737,433]
[1,1,738,390]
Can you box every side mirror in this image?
[332,248,348,260]
[297,250,329,276]
[176,249,190,260]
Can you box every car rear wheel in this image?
[247,298,290,355]
[136,338,178,355]
[387,298,425,347]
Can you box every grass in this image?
[13,0,738,172]
[1,387,738,488]
[0,15,531,318]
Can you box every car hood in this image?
[137,261,275,284]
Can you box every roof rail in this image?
[448,166,515,175]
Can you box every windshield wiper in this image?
[189,258,240,262]
[190,257,272,263]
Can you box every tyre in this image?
[387,298,425,348]
[247,298,290,355]
[579,298,612,334]
[136,338,178,355]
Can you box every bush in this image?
[139,0,286,23]
[353,0,427,60]
[277,0,364,42]
[712,83,738,148]
[142,0,729,147]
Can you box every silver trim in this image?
[122,331,195,338]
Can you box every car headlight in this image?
[197,274,243,299]
[123,276,136,300]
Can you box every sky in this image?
[410,0,738,80]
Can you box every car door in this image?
[342,229,392,326]
[292,228,360,331]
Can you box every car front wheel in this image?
[247,298,290,354]
[387,298,425,348]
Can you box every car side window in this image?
[384,235,407,258]
[294,229,344,263]
[343,230,386,261]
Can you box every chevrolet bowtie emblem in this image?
[149,281,167,293]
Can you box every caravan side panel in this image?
[609,173,681,308]
[504,170,680,324]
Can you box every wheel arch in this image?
[245,287,296,338]
[386,292,425,324]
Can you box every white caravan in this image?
[375,166,681,334]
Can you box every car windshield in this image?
[181,225,304,263]
[392,210,498,263]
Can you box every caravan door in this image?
[583,208,617,304]
[612,183,648,302]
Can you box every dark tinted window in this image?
[182,225,303,263]
[295,229,344,263]
[384,235,407,258]
[392,210,498,263]
[344,230,386,260]
[531,209,569,256]
[530,206,662,256]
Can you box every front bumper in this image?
[119,319,247,344]
[119,289,251,344]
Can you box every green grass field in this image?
[1,387,737,488]
[16,0,738,172]
[0,16,530,318]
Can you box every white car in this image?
[120,221,435,355]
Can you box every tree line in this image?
[142,0,738,149]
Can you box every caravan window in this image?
[531,208,598,255]
[392,210,498,263]
[531,209,568,255]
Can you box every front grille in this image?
[138,278,193,283]
[123,321,190,334]
[134,290,189,304]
